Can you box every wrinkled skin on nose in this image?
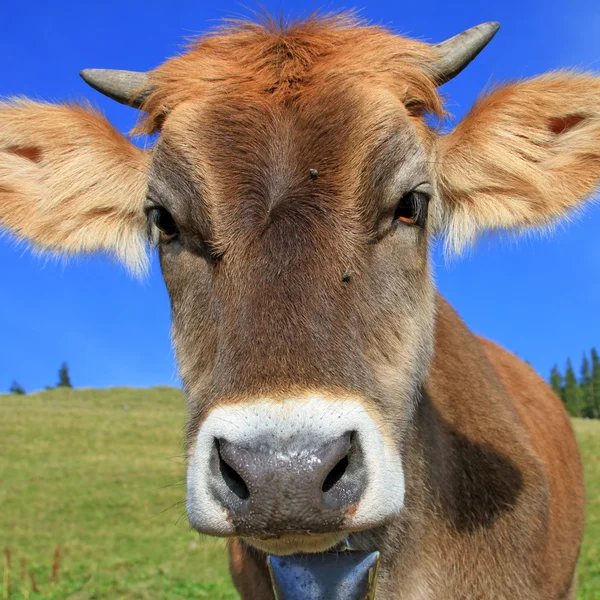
[213,432,366,536]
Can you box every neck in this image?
[350,295,536,590]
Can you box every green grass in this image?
[576,418,600,600]
[0,387,237,600]
[0,388,598,599]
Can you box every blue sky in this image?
[0,0,599,392]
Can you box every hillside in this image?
[1,387,598,599]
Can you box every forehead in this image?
[151,82,430,211]
[144,17,442,224]
[163,80,419,148]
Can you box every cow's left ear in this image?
[0,99,150,273]
[437,72,600,253]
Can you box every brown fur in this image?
[230,298,585,600]
[0,14,595,600]
[136,14,443,135]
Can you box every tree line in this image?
[7,353,600,419]
[9,362,72,395]
[549,348,600,419]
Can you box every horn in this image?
[79,69,152,109]
[79,23,499,104]
[430,22,500,85]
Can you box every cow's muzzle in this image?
[186,396,405,554]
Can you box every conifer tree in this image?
[56,362,72,388]
[564,359,581,418]
[580,354,596,418]
[9,380,25,395]
[549,365,564,402]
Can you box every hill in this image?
[0,387,598,599]
[0,387,235,599]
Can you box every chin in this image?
[243,532,348,555]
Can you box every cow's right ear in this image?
[0,99,150,273]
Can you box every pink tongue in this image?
[267,550,380,600]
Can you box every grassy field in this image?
[0,387,598,599]
[575,419,600,599]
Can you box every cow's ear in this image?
[0,100,150,273]
[437,72,600,254]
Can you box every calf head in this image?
[1,15,599,555]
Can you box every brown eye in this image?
[393,191,428,227]
[148,206,179,243]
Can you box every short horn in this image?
[79,69,152,109]
[430,22,500,85]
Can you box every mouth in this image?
[243,531,348,555]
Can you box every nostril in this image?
[322,454,350,493]
[216,439,250,501]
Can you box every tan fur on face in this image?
[439,72,600,253]
[0,100,150,272]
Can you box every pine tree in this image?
[592,348,600,420]
[549,365,564,402]
[564,359,581,418]
[580,353,596,418]
[9,380,25,395]
[56,362,72,388]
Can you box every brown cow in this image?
[1,14,597,600]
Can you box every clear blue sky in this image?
[1,0,599,392]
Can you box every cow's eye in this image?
[394,191,428,227]
[147,206,179,244]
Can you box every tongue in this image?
[267,551,380,600]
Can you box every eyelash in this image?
[393,190,429,228]
[146,206,180,245]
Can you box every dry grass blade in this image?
[50,546,61,590]
[20,558,29,600]
[29,572,39,594]
[3,548,10,600]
